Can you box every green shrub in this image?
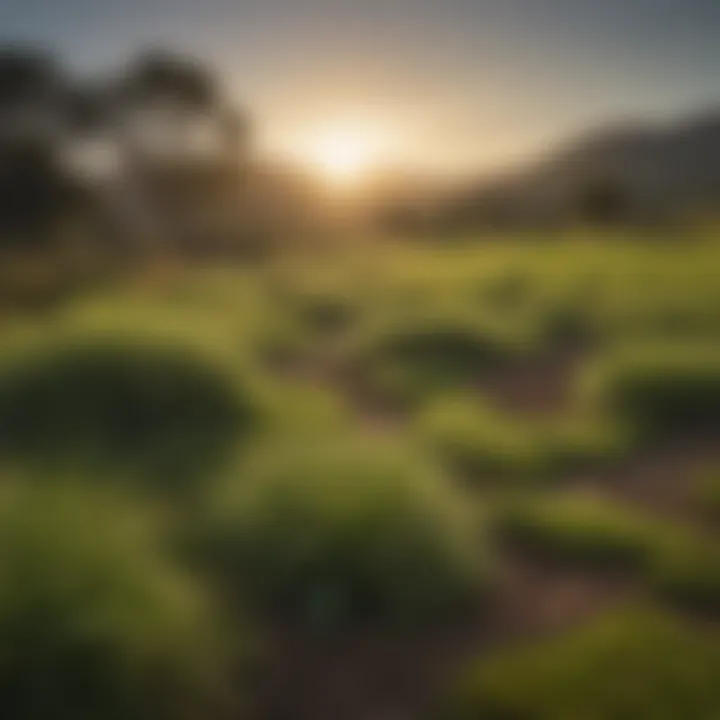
[418,398,629,484]
[692,467,720,518]
[603,287,720,342]
[262,381,353,436]
[586,344,720,436]
[294,291,358,337]
[650,536,720,614]
[480,269,535,314]
[0,483,224,720]
[418,399,551,482]
[358,318,522,404]
[497,493,661,569]
[543,415,634,471]
[204,437,491,626]
[0,332,261,492]
[538,304,600,351]
[443,608,720,720]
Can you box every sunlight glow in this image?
[302,124,386,183]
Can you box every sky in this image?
[1,0,720,175]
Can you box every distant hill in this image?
[446,109,720,227]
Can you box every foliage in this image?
[0,330,261,492]
[649,535,720,614]
[586,343,720,436]
[418,397,629,483]
[443,608,720,720]
[692,466,720,518]
[497,493,663,569]
[202,436,491,625]
[356,315,528,405]
[0,482,225,720]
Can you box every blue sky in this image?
[2,0,720,172]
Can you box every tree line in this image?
[0,46,255,257]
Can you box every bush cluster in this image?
[443,609,720,720]
[497,493,662,569]
[0,483,223,720]
[0,332,261,492]
[418,398,628,483]
[203,437,492,625]
[586,344,720,436]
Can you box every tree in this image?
[0,48,63,139]
[0,49,81,248]
[108,50,251,252]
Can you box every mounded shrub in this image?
[443,608,720,720]
[497,493,661,570]
[586,344,720,437]
[204,437,492,626]
[358,318,520,404]
[650,537,720,614]
[418,399,551,482]
[418,398,629,484]
[692,466,720,518]
[0,483,225,720]
[0,332,261,492]
[294,291,358,338]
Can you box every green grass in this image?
[355,314,530,405]
[496,493,665,570]
[497,491,720,612]
[2,235,720,714]
[417,397,630,484]
[692,466,720,518]
[443,608,720,720]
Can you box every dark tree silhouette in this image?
[0,48,62,122]
[0,45,252,256]
[0,49,80,248]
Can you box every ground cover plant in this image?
[1,237,720,718]
[0,482,226,720]
[0,329,263,493]
[443,608,720,720]
[202,435,491,626]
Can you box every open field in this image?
[1,235,720,719]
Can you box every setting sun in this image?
[302,124,386,183]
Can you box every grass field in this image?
[1,234,720,719]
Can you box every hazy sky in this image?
[2,0,720,173]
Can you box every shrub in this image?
[294,291,358,338]
[480,270,535,314]
[0,332,261,492]
[538,304,599,351]
[650,536,720,614]
[358,318,521,404]
[0,483,224,720]
[418,398,629,484]
[586,344,720,437]
[204,437,491,626]
[417,399,551,482]
[261,381,352,436]
[692,467,720,518]
[497,493,661,570]
[543,415,634,472]
[443,608,720,720]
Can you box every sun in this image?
[303,125,383,183]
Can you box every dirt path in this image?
[244,552,633,720]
